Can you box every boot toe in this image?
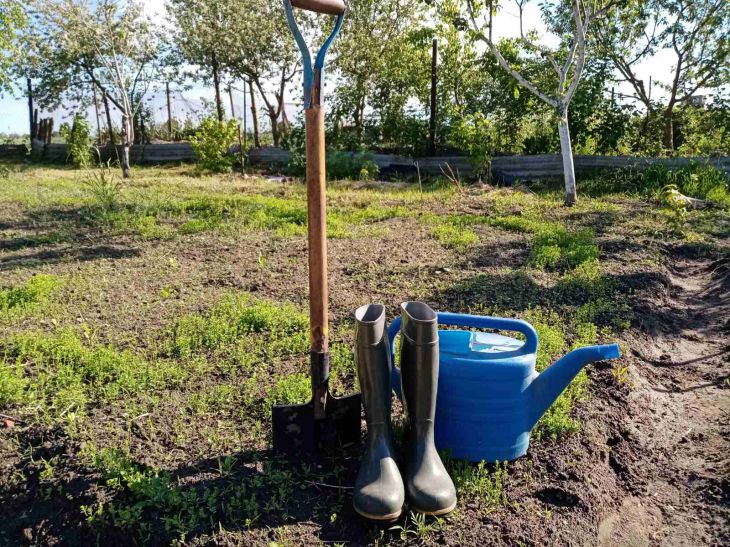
[353,461,405,520]
[407,467,457,515]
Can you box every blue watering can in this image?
[388,312,621,462]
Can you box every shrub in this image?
[190,117,238,173]
[59,113,93,168]
[326,150,379,181]
[580,162,729,205]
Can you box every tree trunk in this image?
[268,109,280,147]
[120,114,133,178]
[103,92,116,145]
[662,106,675,152]
[558,112,577,206]
[211,51,224,122]
[248,79,260,148]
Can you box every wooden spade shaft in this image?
[306,104,328,356]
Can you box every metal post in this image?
[166,81,173,139]
[242,79,248,148]
[92,84,102,144]
[429,38,438,156]
[27,78,34,143]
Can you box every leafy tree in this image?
[228,0,301,147]
[0,0,26,94]
[463,0,620,205]
[328,0,430,153]
[22,0,161,178]
[596,0,729,152]
[167,0,231,122]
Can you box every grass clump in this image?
[448,460,508,511]
[0,274,62,317]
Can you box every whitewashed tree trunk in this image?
[558,112,577,206]
[120,114,133,178]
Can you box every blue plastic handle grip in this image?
[388,311,539,361]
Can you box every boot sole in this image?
[411,499,457,516]
[353,506,402,522]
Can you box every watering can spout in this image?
[528,343,621,428]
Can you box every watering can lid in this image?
[440,330,529,360]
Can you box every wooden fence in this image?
[25,142,730,180]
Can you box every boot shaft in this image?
[354,303,392,426]
[399,302,439,428]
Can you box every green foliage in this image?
[326,151,379,181]
[0,0,26,93]
[264,373,310,408]
[166,293,308,359]
[661,184,689,234]
[431,222,478,249]
[190,117,238,173]
[580,163,729,205]
[449,112,496,179]
[0,274,61,316]
[59,113,94,168]
[491,214,599,270]
[0,329,187,421]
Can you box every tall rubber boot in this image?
[353,304,405,521]
[400,301,457,515]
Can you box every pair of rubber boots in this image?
[353,301,456,521]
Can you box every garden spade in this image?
[272,0,361,456]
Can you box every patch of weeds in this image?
[264,373,310,408]
[524,308,590,441]
[611,361,631,387]
[83,445,303,542]
[188,384,236,416]
[166,294,308,359]
[0,274,62,317]
[391,511,449,542]
[448,459,508,511]
[431,223,479,249]
[0,329,187,422]
[83,163,122,215]
[530,228,599,269]
[490,214,599,270]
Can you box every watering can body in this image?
[389,312,621,462]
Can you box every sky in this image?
[0,0,679,136]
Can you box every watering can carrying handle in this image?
[388,312,539,398]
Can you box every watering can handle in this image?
[388,312,539,398]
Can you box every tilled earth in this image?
[0,169,728,546]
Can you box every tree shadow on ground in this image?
[0,204,145,271]
[0,245,140,272]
